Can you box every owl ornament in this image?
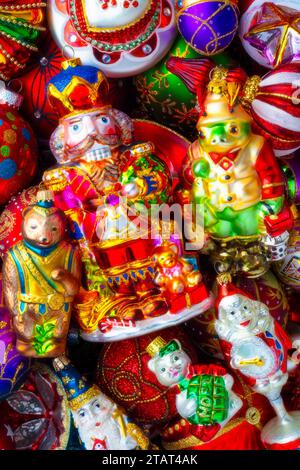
[215,273,300,450]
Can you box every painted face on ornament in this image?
[22,209,66,248]
[196,97,252,154]
[73,394,114,432]
[152,245,179,269]
[63,109,122,162]
[218,295,268,332]
[197,119,251,154]
[148,341,191,387]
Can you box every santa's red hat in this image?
[215,273,254,313]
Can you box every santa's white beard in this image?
[77,419,137,451]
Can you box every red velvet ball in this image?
[96,326,198,425]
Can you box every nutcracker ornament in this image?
[0,81,38,207]
[215,273,300,450]
[42,58,211,342]
[2,190,81,358]
[53,355,150,450]
[48,0,177,77]
[147,336,243,430]
[167,57,294,276]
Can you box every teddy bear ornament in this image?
[3,190,81,358]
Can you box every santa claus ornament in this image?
[48,0,177,77]
[53,355,150,450]
[215,273,300,450]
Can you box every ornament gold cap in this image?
[146,336,167,358]
[36,189,55,203]
[61,58,81,70]
[68,385,100,411]
[208,66,228,95]
[216,272,232,286]
[241,75,261,108]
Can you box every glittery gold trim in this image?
[146,336,167,357]
[241,75,261,108]
[69,385,100,411]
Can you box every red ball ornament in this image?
[0,185,39,258]
[0,85,38,207]
[96,327,198,425]
[17,36,64,140]
[242,63,300,156]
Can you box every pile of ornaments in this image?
[0,0,300,452]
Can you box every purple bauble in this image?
[0,306,31,401]
[177,0,239,55]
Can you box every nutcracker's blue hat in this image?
[47,58,109,120]
[55,361,100,411]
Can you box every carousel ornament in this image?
[2,190,81,358]
[48,0,177,77]
[147,336,242,429]
[215,273,300,450]
[53,355,150,450]
[240,0,300,70]
[42,58,211,342]
[166,57,294,276]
